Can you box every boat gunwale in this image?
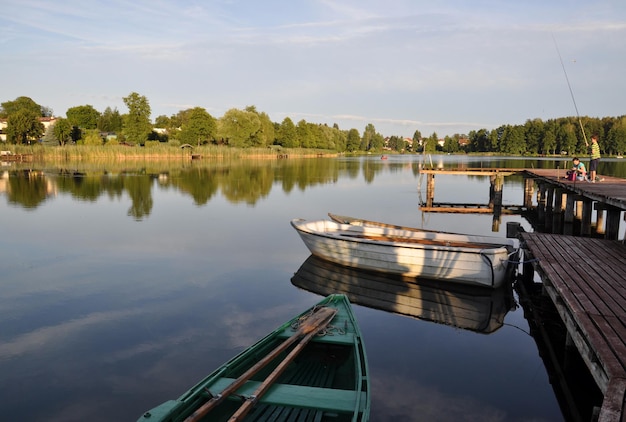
[140,294,369,422]
[291,219,511,255]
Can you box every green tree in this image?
[362,124,375,150]
[468,129,490,152]
[370,132,385,151]
[442,135,460,153]
[296,120,315,148]
[557,122,577,155]
[607,117,626,156]
[97,107,123,132]
[154,115,171,129]
[500,125,526,154]
[217,108,261,147]
[317,124,339,150]
[245,106,274,147]
[178,107,216,146]
[277,117,298,148]
[307,123,323,148]
[6,109,44,144]
[423,132,438,153]
[1,96,45,118]
[81,129,103,146]
[66,105,100,129]
[412,130,422,151]
[346,128,361,152]
[387,135,406,152]
[361,124,384,151]
[41,123,57,146]
[524,118,544,154]
[52,118,73,146]
[122,92,152,145]
[330,125,347,152]
[541,121,557,155]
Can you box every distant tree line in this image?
[2,94,625,156]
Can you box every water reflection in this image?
[2,155,623,219]
[0,154,575,421]
[291,255,515,334]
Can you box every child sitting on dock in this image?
[567,157,586,181]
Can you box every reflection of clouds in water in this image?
[0,309,142,359]
[371,375,507,422]
[219,300,310,349]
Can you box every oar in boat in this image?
[183,306,338,422]
[227,312,333,421]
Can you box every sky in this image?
[1,0,625,138]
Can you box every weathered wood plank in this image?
[521,232,626,421]
[597,377,626,422]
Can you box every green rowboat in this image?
[137,294,369,422]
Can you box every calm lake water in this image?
[1,154,622,421]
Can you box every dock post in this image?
[489,174,503,209]
[552,188,564,233]
[426,174,435,208]
[489,175,503,233]
[581,199,593,236]
[545,186,555,232]
[605,206,622,240]
[563,194,576,235]
[564,195,575,223]
[575,200,583,220]
[524,177,534,209]
[595,203,606,236]
[546,186,555,211]
[537,183,547,224]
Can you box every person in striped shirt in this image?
[588,134,601,182]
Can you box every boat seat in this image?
[208,377,367,413]
[275,330,356,345]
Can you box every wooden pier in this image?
[524,169,626,241]
[519,232,626,421]
[421,167,626,420]
[419,167,626,241]
[419,168,524,231]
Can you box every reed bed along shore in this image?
[5,144,337,162]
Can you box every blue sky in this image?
[2,0,625,137]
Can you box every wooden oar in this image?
[227,314,333,421]
[183,306,337,422]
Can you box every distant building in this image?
[0,117,59,142]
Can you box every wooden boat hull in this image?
[137,294,369,422]
[291,219,518,288]
[292,255,514,334]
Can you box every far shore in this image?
[2,144,623,162]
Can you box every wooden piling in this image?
[605,207,621,240]
[581,199,593,236]
[524,177,534,209]
[426,173,435,208]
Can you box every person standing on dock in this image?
[588,134,601,182]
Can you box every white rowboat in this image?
[290,218,519,288]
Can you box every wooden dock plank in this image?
[526,234,625,318]
[521,232,626,420]
[598,377,626,422]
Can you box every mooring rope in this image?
[502,249,540,265]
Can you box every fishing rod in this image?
[552,33,589,147]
